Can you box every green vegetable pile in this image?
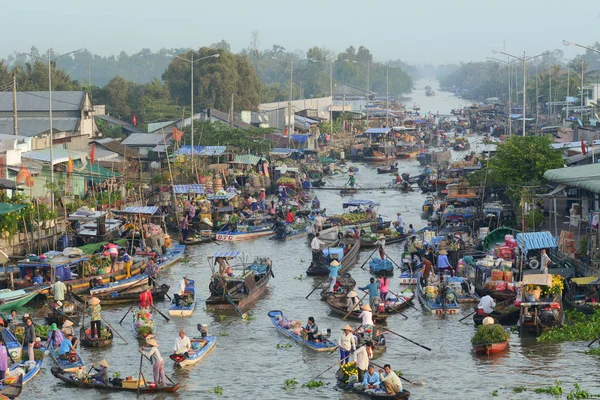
[21,349,44,361]
[471,325,510,345]
[538,310,600,343]
[137,326,154,337]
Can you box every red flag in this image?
[132,115,137,126]
[24,175,35,188]
[283,127,288,137]
[16,164,31,184]
[581,140,587,156]
[90,144,96,164]
[172,127,183,142]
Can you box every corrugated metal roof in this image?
[0,91,84,112]
[176,146,227,156]
[544,163,600,194]
[22,148,87,165]
[96,114,142,133]
[515,231,557,255]
[233,154,263,165]
[122,133,166,146]
[147,120,176,133]
[0,117,79,137]
[209,251,241,258]
[173,184,204,194]
[118,206,159,215]
[364,128,391,135]
[269,148,299,154]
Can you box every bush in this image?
[472,324,510,344]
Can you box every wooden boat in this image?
[169,282,196,317]
[215,215,274,242]
[206,252,272,311]
[325,295,388,323]
[268,310,337,352]
[179,233,215,245]
[89,273,148,297]
[132,309,156,339]
[384,289,415,314]
[519,275,564,336]
[51,366,180,393]
[43,297,82,327]
[472,302,520,326]
[269,221,311,241]
[336,369,410,399]
[416,273,460,315]
[563,277,599,315]
[0,374,22,399]
[0,287,45,312]
[473,266,517,301]
[320,273,356,300]
[481,226,519,252]
[363,150,389,162]
[156,245,186,270]
[313,221,382,245]
[306,239,360,276]
[169,336,216,367]
[49,346,85,373]
[1,329,22,364]
[89,284,170,305]
[398,268,420,285]
[1,360,42,387]
[369,259,394,277]
[445,277,480,303]
[80,326,113,348]
[377,165,398,174]
[340,187,358,195]
[472,339,509,355]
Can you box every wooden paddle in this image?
[382,328,432,351]
[148,276,172,301]
[140,352,177,385]
[359,248,379,270]
[99,315,129,345]
[136,351,143,395]
[150,304,170,322]
[387,290,410,320]
[224,292,248,320]
[305,281,325,300]
[382,250,403,269]
[343,292,368,321]
[459,297,513,323]
[305,358,343,384]
[119,302,136,324]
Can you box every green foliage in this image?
[471,324,510,344]
[538,310,600,343]
[492,390,498,397]
[302,380,325,389]
[181,121,272,154]
[513,387,527,393]
[567,383,594,399]
[524,208,544,229]
[535,381,563,396]
[284,378,298,390]
[276,343,293,349]
[217,331,228,336]
[21,349,44,361]
[211,385,223,395]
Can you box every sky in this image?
[3,0,599,65]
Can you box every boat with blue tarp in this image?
[417,273,460,315]
[268,310,337,352]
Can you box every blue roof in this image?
[206,193,236,201]
[209,251,242,259]
[118,206,159,215]
[176,146,227,156]
[270,148,300,154]
[173,184,204,194]
[515,231,558,255]
[292,134,308,143]
[364,128,391,135]
[342,200,380,207]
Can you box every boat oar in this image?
[119,302,136,325]
[382,250,402,269]
[458,309,477,323]
[148,276,172,301]
[150,304,170,322]
[136,351,143,396]
[99,315,129,345]
[4,342,14,365]
[359,248,379,270]
[305,281,325,300]
[588,337,600,347]
[140,352,177,385]
[343,292,369,321]
[387,290,411,319]
[305,358,343,384]
[382,328,432,351]
[224,292,248,320]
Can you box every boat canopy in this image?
[114,206,159,215]
[571,276,600,286]
[515,231,557,256]
[173,184,205,194]
[521,274,553,287]
[342,200,380,208]
[18,253,90,282]
[206,193,236,201]
[208,251,242,259]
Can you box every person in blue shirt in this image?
[32,270,44,285]
[58,334,75,359]
[302,177,312,191]
[355,365,381,391]
[359,278,380,309]
[328,260,340,292]
[437,249,454,277]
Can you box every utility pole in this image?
[12,73,17,136]
[386,64,389,128]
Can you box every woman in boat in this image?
[140,336,166,388]
[437,250,454,277]
[46,323,64,349]
[346,174,356,189]
[122,251,132,279]
[377,235,386,260]
[24,317,35,361]
[379,274,390,302]
[86,297,102,339]
[339,325,356,363]
[584,286,600,304]
[91,360,109,385]
[358,305,374,339]
[139,287,154,312]
[181,215,190,242]
[145,258,159,289]
[345,291,360,312]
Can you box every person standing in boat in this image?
[122,251,132,279]
[52,276,67,305]
[145,258,159,289]
[174,277,191,307]
[259,188,267,211]
[359,278,381,309]
[376,235,386,260]
[181,215,190,242]
[353,341,374,385]
[437,250,454,277]
[379,274,390,302]
[311,233,326,265]
[140,336,167,388]
[540,249,552,274]
[23,317,36,361]
[358,305,374,339]
[339,325,356,363]
[173,329,191,356]
[139,287,154,312]
[313,212,326,233]
[346,174,356,189]
[395,212,404,234]
[328,260,340,293]
[106,240,119,271]
[87,297,102,339]
[46,323,64,349]
[345,291,360,312]
[285,209,295,223]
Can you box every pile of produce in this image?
[20,349,44,361]
[471,324,510,345]
[133,311,155,338]
[328,212,368,225]
[339,361,358,383]
[275,177,297,188]
[362,233,378,242]
[291,221,308,231]
[424,285,439,300]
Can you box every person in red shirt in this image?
[285,210,295,223]
[139,287,154,312]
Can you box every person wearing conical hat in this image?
[86,297,102,339]
[376,235,386,260]
[482,317,495,326]
[345,291,360,312]
[61,319,75,337]
[328,260,340,293]
[437,249,454,277]
[339,324,356,364]
[140,336,167,388]
[359,304,374,340]
[91,359,109,385]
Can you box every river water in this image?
[24,81,595,399]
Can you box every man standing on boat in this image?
[173,329,191,356]
[174,277,191,307]
[259,188,266,211]
[346,174,356,189]
[353,341,373,384]
[313,212,326,233]
[139,287,154,312]
[359,278,381,310]
[145,258,159,289]
[52,276,67,304]
[328,260,340,293]
[181,215,190,242]
[376,235,386,260]
[339,325,356,363]
[395,212,404,234]
[311,233,326,265]
[24,317,35,361]
[540,249,552,274]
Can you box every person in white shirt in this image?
[353,342,373,385]
[173,329,191,355]
[311,233,326,264]
[379,363,403,394]
[314,212,326,232]
[540,249,552,274]
[477,294,496,316]
[358,304,374,339]
[174,277,191,307]
[395,212,405,234]
[339,325,356,364]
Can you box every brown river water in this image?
[21,80,596,399]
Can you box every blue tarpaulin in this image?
[173,184,205,194]
[364,128,391,135]
[292,134,308,143]
[117,206,159,215]
[516,231,558,256]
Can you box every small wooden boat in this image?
[446,277,480,303]
[215,215,275,242]
[132,309,156,339]
[340,187,358,195]
[269,221,311,241]
[1,360,42,388]
[473,302,520,326]
[0,374,22,399]
[472,339,509,355]
[384,289,415,314]
[320,273,356,300]
[89,273,148,297]
[0,287,45,312]
[268,310,337,352]
[80,326,114,348]
[336,368,410,399]
[1,329,23,362]
[51,366,180,393]
[363,150,389,162]
[306,239,360,276]
[377,165,398,174]
[90,284,170,305]
[49,347,85,373]
[398,268,420,285]
[179,233,215,246]
[325,295,388,323]
[43,298,82,327]
[169,336,216,367]
[417,273,460,315]
[169,282,196,317]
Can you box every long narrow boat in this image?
[1,328,23,361]
[384,289,415,314]
[336,369,410,399]
[0,287,46,312]
[268,310,337,352]
[169,336,216,367]
[169,283,196,317]
[132,310,156,339]
[446,276,480,303]
[325,295,389,323]
[306,239,360,276]
[319,273,356,300]
[80,326,114,348]
[472,301,520,325]
[0,374,22,399]
[51,366,180,393]
[206,252,273,311]
[398,268,420,285]
[269,222,312,241]
[179,233,215,246]
[417,273,460,315]
[215,216,275,242]
[89,274,148,297]
[42,298,82,327]
[0,359,43,389]
[472,339,509,355]
[90,284,170,305]
[360,234,405,249]
[49,346,85,373]
[156,245,186,271]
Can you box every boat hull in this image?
[170,336,216,367]
[49,347,85,373]
[306,239,360,276]
[268,310,337,352]
[472,340,509,355]
[169,302,196,317]
[215,230,274,242]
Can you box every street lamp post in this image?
[492,50,547,136]
[488,57,517,136]
[20,48,83,188]
[169,52,220,163]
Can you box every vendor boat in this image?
[80,326,114,348]
[179,232,215,245]
[89,273,148,297]
[336,368,410,399]
[416,273,460,315]
[1,329,22,362]
[169,280,196,317]
[325,294,388,323]
[0,374,22,399]
[398,268,420,285]
[169,336,216,367]
[0,359,42,388]
[0,287,45,312]
[88,284,170,305]
[269,221,311,241]
[51,366,180,393]
[518,274,564,336]
[445,277,480,303]
[340,187,358,195]
[306,239,360,276]
[472,301,520,326]
[268,310,337,352]
[206,252,273,311]
[42,297,82,327]
[563,276,600,314]
[363,150,390,162]
[215,215,274,242]
[472,339,509,355]
[319,273,356,300]
[132,309,156,339]
[49,346,85,373]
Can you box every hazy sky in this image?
[4,0,599,65]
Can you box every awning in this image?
[115,206,159,215]
[209,251,241,259]
[571,277,600,286]
[206,193,236,201]
[173,184,204,194]
[176,146,227,156]
[232,155,264,165]
[0,203,26,215]
[269,148,300,155]
[521,274,553,286]
[342,200,380,208]
[539,184,567,197]
[544,163,600,194]
[515,231,557,255]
